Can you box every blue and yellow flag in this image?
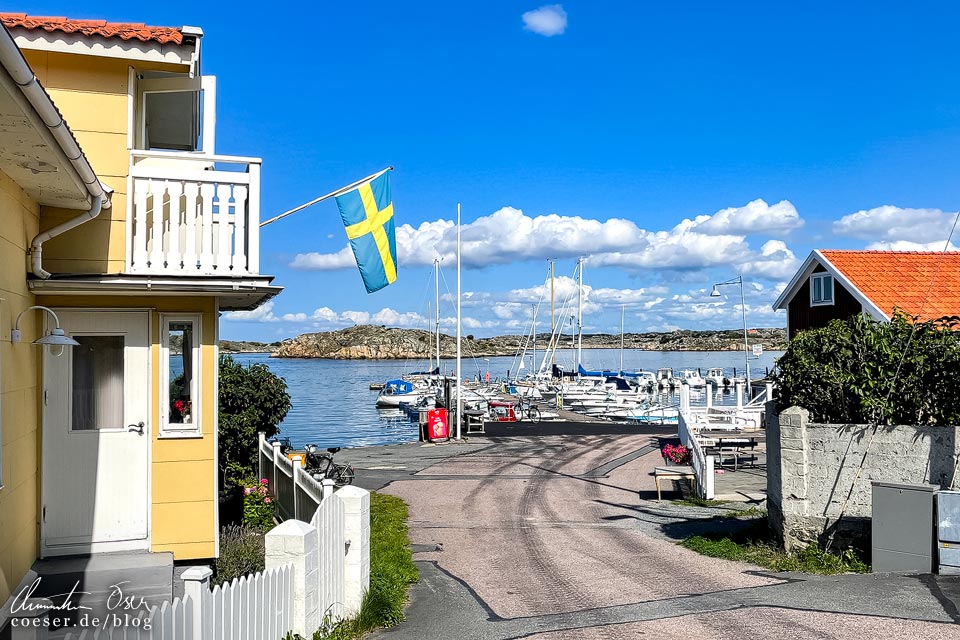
[335,170,397,293]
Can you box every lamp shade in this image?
[710,285,721,297]
[34,328,80,347]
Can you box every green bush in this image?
[215,525,265,586]
[773,311,960,425]
[219,355,292,491]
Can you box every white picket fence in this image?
[258,433,325,523]
[60,564,293,640]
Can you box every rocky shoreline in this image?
[221,324,787,359]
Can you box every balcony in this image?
[126,151,261,276]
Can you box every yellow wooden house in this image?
[0,14,279,606]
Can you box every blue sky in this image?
[26,2,960,340]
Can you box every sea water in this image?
[229,349,783,449]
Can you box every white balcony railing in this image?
[126,151,261,276]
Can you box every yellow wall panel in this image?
[152,540,215,560]
[153,460,216,503]
[151,501,215,545]
[69,131,130,177]
[47,89,128,135]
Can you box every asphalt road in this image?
[345,422,960,640]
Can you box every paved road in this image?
[350,422,960,640]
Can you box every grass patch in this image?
[215,525,265,586]
[680,518,869,575]
[673,497,731,508]
[289,492,421,640]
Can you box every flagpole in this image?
[259,166,394,227]
[456,202,462,440]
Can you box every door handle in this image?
[127,422,145,435]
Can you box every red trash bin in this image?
[427,408,449,441]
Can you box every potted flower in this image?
[172,399,192,422]
[662,443,691,465]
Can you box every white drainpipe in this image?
[0,25,112,279]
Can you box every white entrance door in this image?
[42,310,150,555]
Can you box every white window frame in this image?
[134,73,217,154]
[810,273,835,307]
[160,313,202,438]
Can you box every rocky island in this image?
[254,324,787,359]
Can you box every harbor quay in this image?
[340,420,960,640]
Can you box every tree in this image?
[218,355,291,491]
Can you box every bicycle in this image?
[303,445,356,487]
[514,398,542,424]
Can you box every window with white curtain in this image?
[162,315,201,437]
[72,336,125,431]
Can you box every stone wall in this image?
[767,406,960,552]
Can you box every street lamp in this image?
[710,275,751,396]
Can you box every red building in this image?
[773,250,960,339]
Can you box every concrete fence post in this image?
[291,455,304,521]
[679,383,690,413]
[266,520,319,637]
[336,486,371,616]
[765,381,774,402]
[322,478,336,501]
[181,566,213,639]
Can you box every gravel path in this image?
[364,424,960,639]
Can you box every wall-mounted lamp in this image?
[12,305,80,347]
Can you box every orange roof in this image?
[0,13,183,45]
[820,250,960,322]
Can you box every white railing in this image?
[61,564,294,640]
[126,151,261,276]
[312,486,346,622]
[678,405,715,500]
[259,432,325,523]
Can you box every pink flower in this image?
[264,497,271,503]
[260,478,269,485]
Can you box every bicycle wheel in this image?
[334,464,356,487]
[527,406,541,424]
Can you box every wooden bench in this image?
[653,465,695,501]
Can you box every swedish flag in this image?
[335,170,397,293]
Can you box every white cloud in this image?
[865,240,959,251]
[522,4,567,36]
[833,205,959,245]
[735,240,799,279]
[290,199,802,279]
[224,301,279,322]
[693,199,803,235]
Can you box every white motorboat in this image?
[673,369,706,388]
[656,368,674,389]
[375,379,436,407]
[705,367,728,387]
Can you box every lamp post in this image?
[710,275,751,396]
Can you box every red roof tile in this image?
[820,250,960,322]
[0,13,183,45]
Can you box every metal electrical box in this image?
[937,491,960,575]
[871,481,936,573]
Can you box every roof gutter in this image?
[0,25,112,279]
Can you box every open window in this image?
[135,72,216,153]
[161,314,202,437]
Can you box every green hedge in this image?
[773,311,960,425]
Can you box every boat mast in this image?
[620,304,625,372]
[427,301,433,372]
[434,258,440,373]
[577,257,583,375]
[550,259,555,366]
[531,303,536,378]
[455,203,462,440]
